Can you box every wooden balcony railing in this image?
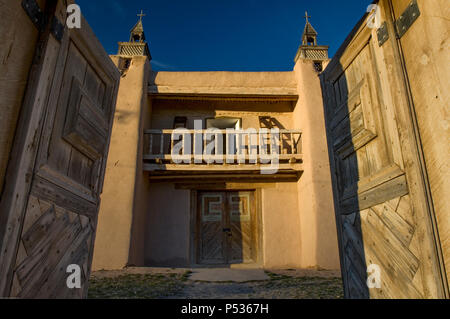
[143,129,303,173]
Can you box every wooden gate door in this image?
[0,1,120,298]
[197,191,256,265]
[227,192,256,264]
[198,192,227,264]
[320,0,446,298]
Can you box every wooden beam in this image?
[143,163,304,172]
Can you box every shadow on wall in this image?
[259,116,297,155]
[149,70,158,90]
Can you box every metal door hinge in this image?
[395,0,421,39]
[22,0,44,31]
[377,22,389,47]
[51,17,64,42]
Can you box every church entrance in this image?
[196,191,258,265]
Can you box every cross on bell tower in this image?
[304,11,311,23]
[138,10,146,21]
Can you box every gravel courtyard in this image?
[88,268,343,299]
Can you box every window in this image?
[206,118,241,130]
[173,117,188,129]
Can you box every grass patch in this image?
[88,271,344,299]
[262,276,344,299]
[181,270,193,282]
[88,273,186,299]
[264,271,293,281]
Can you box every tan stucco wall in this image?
[128,90,152,268]
[149,71,298,96]
[150,99,294,131]
[293,59,341,270]
[92,56,151,271]
[144,184,191,266]
[262,183,302,268]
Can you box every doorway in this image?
[196,191,258,265]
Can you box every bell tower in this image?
[294,12,329,71]
[117,10,152,60]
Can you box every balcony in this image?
[143,129,303,181]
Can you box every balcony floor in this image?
[145,163,303,183]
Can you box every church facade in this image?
[91,14,341,271]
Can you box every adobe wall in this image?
[150,99,295,131]
[128,91,152,268]
[149,71,298,96]
[92,56,151,271]
[262,183,302,268]
[293,59,341,270]
[144,183,191,267]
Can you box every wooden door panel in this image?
[11,195,92,298]
[197,191,257,265]
[198,192,226,264]
[320,9,435,298]
[330,44,405,209]
[0,1,120,298]
[228,192,255,264]
[42,41,111,197]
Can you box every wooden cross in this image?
[137,10,146,22]
[304,11,311,23]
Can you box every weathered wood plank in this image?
[362,208,419,281]
[340,173,409,214]
[31,176,97,218]
[371,201,414,247]
[36,225,91,299]
[144,163,304,172]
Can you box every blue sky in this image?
[76,0,370,71]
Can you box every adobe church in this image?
[91,13,341,271]
[1,0,447,299]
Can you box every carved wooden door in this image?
[198,192,227,264]
[227,192,256,264]
[321,0,446,298]
[0,1,119,298]
[198,191,256,265]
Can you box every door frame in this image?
[189,188,263,267]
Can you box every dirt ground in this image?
[88,267,343,299]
